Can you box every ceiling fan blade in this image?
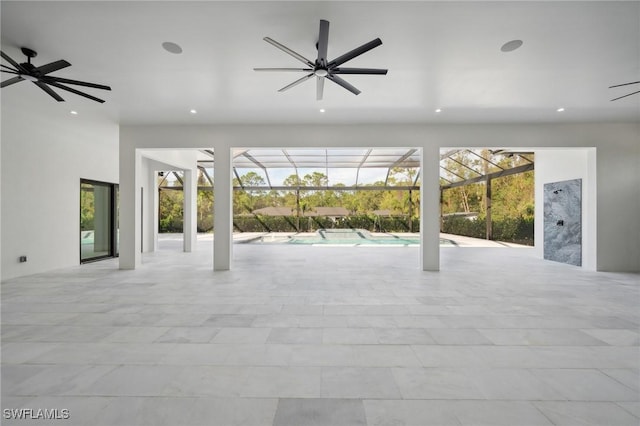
[326,74,361,95]
[317,19,330,66]
[1,63,18,72]
[263,37,314,67]
[34,81,64,101]
[609,81,640,89]
[610,90,640,101]
[254,68,313,72]
[329,38,383,68]
[278,73,314,92]
[1,76,24,88]
[1,69,20,75]
[42,76,111,91]
[1,50,27,73]
[47,81,106,103]
[332,67,388,75]
[35,59,71,75]
[316,76,324,101]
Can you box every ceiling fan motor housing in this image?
[255,19,387,100]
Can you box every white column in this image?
[143,162,157,253]
[213,147,233,270]
[119,147,141,269]
[421,144,440,271]
[152,171,159,252]
[183,168,198,252]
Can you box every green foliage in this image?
[441,215,534,245]
[234,216,299,232]
[80,186,95,231]
[492,216,534,245]
[159,189,184,232]
[242,171,420,219]
[491,171,535,220]
[441,155,534,220]
[159,168,533,244]
[197,189,214,232]
[440,153,534,243]
[441,215,486,238]
[159,189,215,233]
[232,214,418,233]
[441,183,485,215]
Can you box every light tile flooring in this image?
[2,237,639,425]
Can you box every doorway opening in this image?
[439,149,535,247]
[80,179,119,263]
[229,148,421,245]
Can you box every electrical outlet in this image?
[19,256,27,263]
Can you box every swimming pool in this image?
[247,229,457,246]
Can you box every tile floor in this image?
[1,237,639,425]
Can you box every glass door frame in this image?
[80,179,119,263]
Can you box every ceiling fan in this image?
[254,19,387,100]
[609,80,639,101]
[1,47,111,103]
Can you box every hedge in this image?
[441,215,534,245]
[231,215,419,233]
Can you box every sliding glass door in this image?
[80,179,118,263]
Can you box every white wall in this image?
[1,94,119,280]
[534,148,597,270]
[2,114,637,279]
[120,122,640,272]
[594,129,640,272]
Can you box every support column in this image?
[183,168,197,252]
[420,145,440,271]
[485,176,492,240]
[214,147,233,270]
[143,163,157,253]
[119,147,141,269]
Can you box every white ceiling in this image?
[1,1,639,125]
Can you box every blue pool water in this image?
[249,229,455,246]
[289,236,421,245]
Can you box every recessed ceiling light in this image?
[435,108,442,113]
[190,109,197,114]
[501,39,523,53]
[557,107,565,112]
[162,42,183,54]
[319,108,325,113]
[70,110,78,115]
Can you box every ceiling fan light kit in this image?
[1,47,112,103]
[254,19,388,100]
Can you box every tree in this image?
[302,172,328,187]
[158,189,184,232]
[80,185,95,230]
[233,171,266,214]
[197,189,214,232]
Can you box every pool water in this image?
[289,236,420,245]
[250,229,456,246]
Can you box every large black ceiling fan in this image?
[1,47,111,103]
[609,80,639,101]
[254,19,387,100]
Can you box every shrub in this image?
[231,214,418,233]
[441,215,534,245]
